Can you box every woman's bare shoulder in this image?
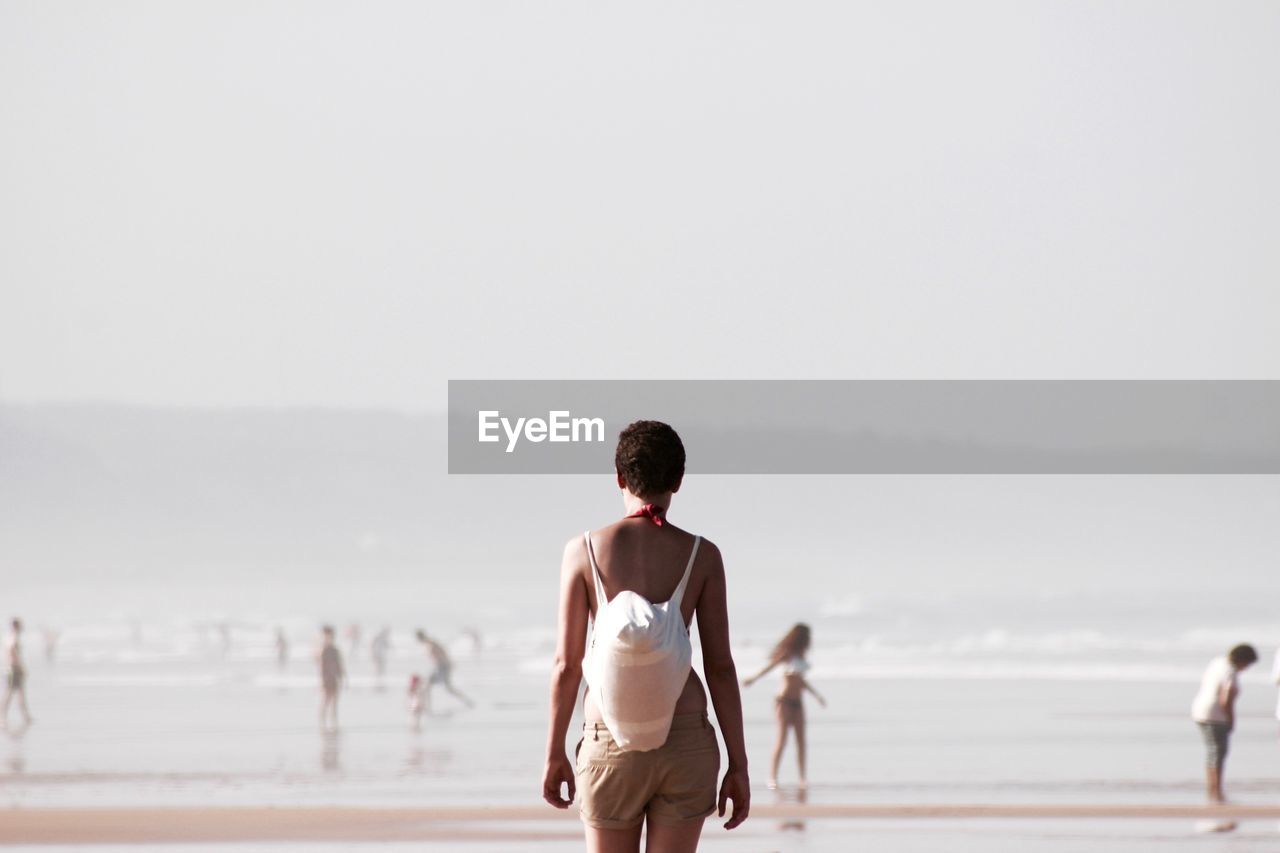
[560,534,590,574]
[689,534,722,572]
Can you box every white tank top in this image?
[783,656,810,676]
[582,531,701,752]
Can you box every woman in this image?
[543,421,750,852]
[743,623,825,789]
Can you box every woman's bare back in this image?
[580,518,710,720]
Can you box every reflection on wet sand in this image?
[403,742,454,775]
[773,782,807,833]
[5,722,28,774]
[320,729,341,773]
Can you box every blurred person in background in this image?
[345,623,362,660]
[461,626,484,657]
[318,625,345,731]
[408,673,426,731]
[3,618,33,728]
[274,627,290,669]
[41,627,60,665]
[1191,643,1258,803]
[415,630,474,710]
[1272,646,1280,739]
[371,626,392,684]
[743,623,826,789]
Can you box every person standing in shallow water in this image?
[317,625,345,731]
[1191,643,1257,803]
[274,627,290,670]
[543,420,750,853]
[743,623,825,789]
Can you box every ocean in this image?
[3,604,1279,850]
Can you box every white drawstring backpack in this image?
[581,532,701,751]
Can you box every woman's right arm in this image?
[697,542,751,830]
[542,538,590,809]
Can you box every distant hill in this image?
[4,403,1278,625]
[0,404,593,580]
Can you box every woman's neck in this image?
[622,492,671,517]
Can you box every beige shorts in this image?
[575,713,721,831]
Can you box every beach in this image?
[6,804,1280,847]
[3,608,1280,851]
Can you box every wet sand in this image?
[6,804,1280,844]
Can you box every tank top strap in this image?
[670,535,701,608]
[583,532,609,610]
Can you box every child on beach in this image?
[408,673,426,731]
[743,623,826,789]
[1191,643,1257,803]
[317,625,345,731]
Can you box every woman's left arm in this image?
[542,538,590,808]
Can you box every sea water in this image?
[3,610,1278,810]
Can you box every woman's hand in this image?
[718,767,751,829]
[542,753,576,808]
[741,675,755,688]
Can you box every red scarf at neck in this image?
[626,503,667,526]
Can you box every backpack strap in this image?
[670,536,701,608]
[584,532,609,610]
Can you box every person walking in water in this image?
[370,626,392,683]
[743,623,826,789]
[274,627,290,670]
[1191,643,1257,803]
[3,618,33,728]
[317,625,345,731]
[41,627,60,666]
[1273,646,1280,739]
[345,623,362,660]
[414,630,473,710]
[542,420,751,851]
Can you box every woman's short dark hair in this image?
[1228,643,1258,667]
[615,420,685,498]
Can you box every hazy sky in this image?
[2,2,1278,410]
